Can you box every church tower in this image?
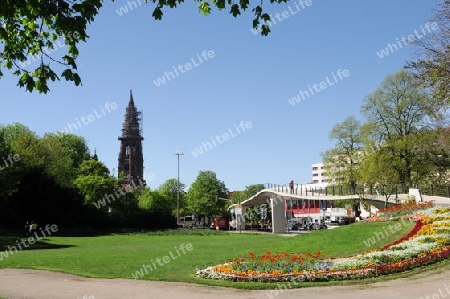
[118,90,145,186]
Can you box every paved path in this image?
[1,267,449,299]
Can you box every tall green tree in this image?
[243,184,265,198]
[0,123,35,145]
[137,187,176,228]
[229,184,264,205]
[1,0,289,93]
[186,170,228,217]
[0,128,17,198]
[74,159,120,207]
[428,128,450,184]
[138,187,171,212]
[360,70,431,188]
[359,145,401,209]
[322,116,363,193]
[51,132,90,168]
[39,134,78,187]
[407,0,450,121]
[230,191,246,205]
[157,178,186,215]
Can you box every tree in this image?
[407,0,450,121]
[360,70,431,188]
[243,184,265,198]
[1,0,288,93]
[186,170,228,217]
[157,178,186,215]
[74,159,120,206]
[230,190,246,205]
[359,146,401,210]
[51,133,90,169]
[322,116,363,193]
[419,127,450,185]
[0,128,17,198]
[138,187,172,212]
[0,124,32,196]
[137,187,176,228]
[39,133,79,187]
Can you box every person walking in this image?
[289,180,294,194]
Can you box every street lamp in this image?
[174,152,184,223]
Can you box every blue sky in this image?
[0,0,440,191]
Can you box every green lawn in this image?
[0,221,413,287]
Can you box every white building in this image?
[312,162,345,185]
[311,162,328,184]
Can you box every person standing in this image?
[30,221,37,235]
[289,180,294,194]
[24,221,30,237]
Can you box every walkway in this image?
[0,267,449,299]
[241,188,450,208]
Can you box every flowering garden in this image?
[196,201,450,282]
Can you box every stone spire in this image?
[118,90,145,186]
[121,90,142,138]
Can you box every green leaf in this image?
[261,24,270,36]
[5,60,12,69]
[198,2,211,16]
[152,7,163,20]
[230,4,241,17]
[215,0,226,10]
[73,73,82,86]
[239,0,249,11]
[261,13,270,22]
[26,76,35,92]
[68,45,79,56]
[61,69,74,81]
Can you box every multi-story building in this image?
[312,161,346,185]
[311,162,328,184]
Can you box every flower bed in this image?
[378,201,435,217]
[196,204,450,282]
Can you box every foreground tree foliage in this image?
[0,0,286,93]
[0,0,101,93]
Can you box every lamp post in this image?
[174,152,184,223]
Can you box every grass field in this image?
[0,221,414,288]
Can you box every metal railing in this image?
[264,183,450,198]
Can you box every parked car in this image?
[286,218,302,231]
[286,222,300,231]
[177,216,195,228]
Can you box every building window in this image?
[312,167,318,170]
[313,173,318,176]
